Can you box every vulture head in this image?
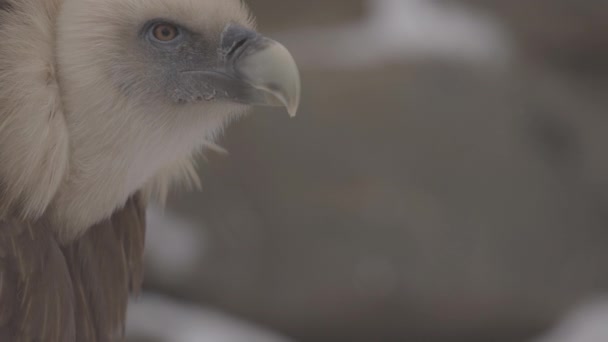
[0,0,300,242]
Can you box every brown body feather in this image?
[0,194,145,342]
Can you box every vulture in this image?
[0,0,300,341]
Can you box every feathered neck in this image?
[0,0,202,243]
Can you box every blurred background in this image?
[126,0,608,341]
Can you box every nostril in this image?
[220,24,259,59]
[226,37,249,59]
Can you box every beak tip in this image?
[233,34,301,118]
[284,92,300,118]
[287,88,300,118]
[277,96,299,117]
[288,107,298,118]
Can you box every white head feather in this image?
[0,0,265,242]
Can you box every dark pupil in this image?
[161,27,171,37]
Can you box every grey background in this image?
[129,1,608,341]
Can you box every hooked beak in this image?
[218,24,301,117]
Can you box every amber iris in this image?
[153,23,179,41]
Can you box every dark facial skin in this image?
[135,20,271,105]
[104,16,298,116]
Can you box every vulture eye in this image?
[151,23,180,42]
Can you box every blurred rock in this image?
[249,0,365,31]
[452,0,608,75]
[154,60,608,341]
[142,1,608,341]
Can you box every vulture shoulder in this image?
[0,195,146,342]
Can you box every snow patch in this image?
[127,293,292,342]
[274,0,512,68]
[145,205,204,280]
[534,296,608,342]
